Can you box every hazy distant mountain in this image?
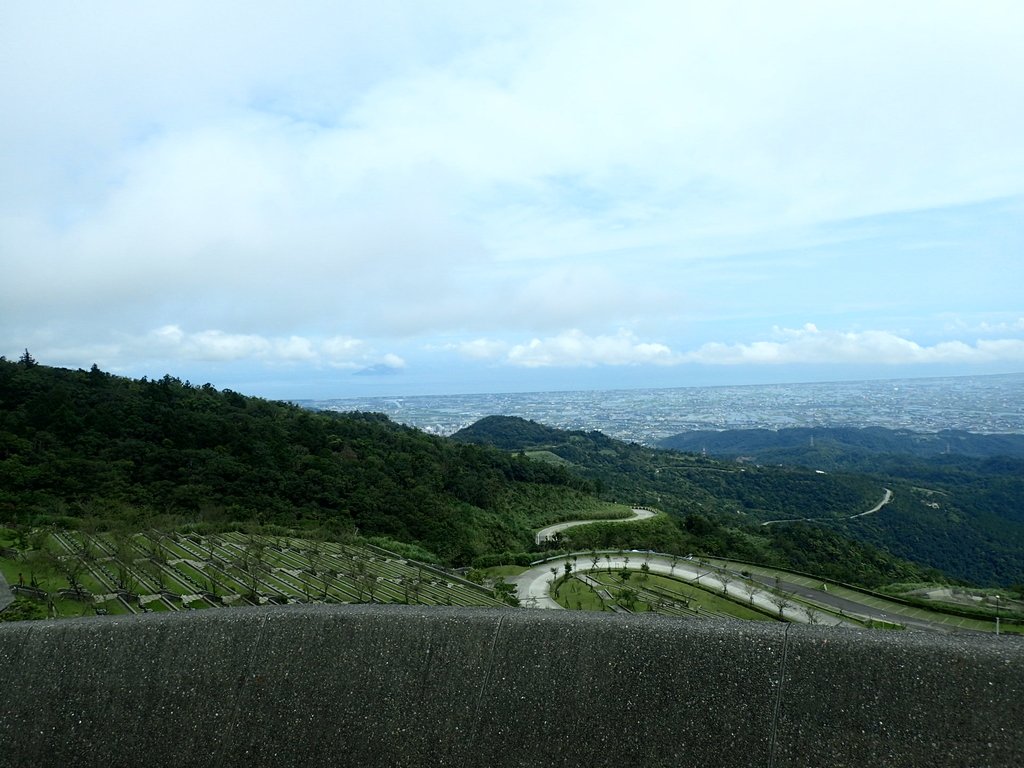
[657,427,1024,464]
[459,418,1024,586]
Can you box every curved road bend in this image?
[512,552,979,632]
[534,507,655,545]
[509,554,854,626]
[761,488,892,526]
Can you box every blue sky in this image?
[2,1,1023,398]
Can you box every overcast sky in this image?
[3,1,1023,398]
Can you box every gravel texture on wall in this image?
[0,605,1020,767]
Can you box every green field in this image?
[553,570,775,621]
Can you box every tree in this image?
[236,535,267,599]
[619,587,638,611]
[718,571,733,598]
[693,562,707,585]
[53,551,87,598]
[742,578,759,606]
[18,349,37,367]
[306,541,323,578]
[321,570,337,602]
[112,528,140,594]
[143,559,167,591]
[364,572,378,603]
[493,576,518,606]
[768,592,792,620]
[590,551,600,572]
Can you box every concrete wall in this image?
[0,606,1020,767]
[0,571,11,612]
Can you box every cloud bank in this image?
[455,325,1024,369]
[1,2,1021,395]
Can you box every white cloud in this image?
[682,324,1024,366]
[33,325,401,373]
[506,329,677,368]
[2,3,1023,395]
[380,353,407,370]
[456,323,1024,370]
[321,336,367,368]
[454,338,510,360]
[975,318,1024,335]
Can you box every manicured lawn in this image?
[484,565,529,578]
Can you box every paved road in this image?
[761,488,892,526]
[509,551,992,632]
[849,487,893,518]
[704,557,991,634]
[509,553,850,626]
[534,507,655,545]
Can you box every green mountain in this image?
[655,426,1024,587]
[453,416,946,587]
[0,361,982,587]
[657,426,1024,466]
[0,359,601,565]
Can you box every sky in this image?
[2,1,1023,399]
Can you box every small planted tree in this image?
[718,571,733,598]
[742,578,759,606]
[769,592,792,620]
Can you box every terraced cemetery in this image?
[0,530,509,619]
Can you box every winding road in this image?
[760,488,893,526]
[514,493,989,632]
[534,507,655,545]
[509,553,851,625]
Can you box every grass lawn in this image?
[484,564,529,579]
[523,450,573,466]
[572,571,775,621]
[552,576,609,611]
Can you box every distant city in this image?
[299,372,1024,446]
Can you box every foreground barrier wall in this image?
[0,606,1020,767]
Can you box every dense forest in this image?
[657,426,1024,586]
[0,358,602,564]
[657,426,1024,463]
[453,416,945,586]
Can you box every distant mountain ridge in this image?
[657,426,1024,463]
[456,417,1024,587]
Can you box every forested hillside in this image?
[657,426,1024,586]
[0,360,974,587]
[453,416,945,586]
[657,426,1024,465]
[454,417,885,523]
[0,359,601,564]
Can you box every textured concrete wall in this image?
[0,606,1020,767]
[0,571,11,612]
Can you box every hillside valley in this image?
[1,358,1017,610]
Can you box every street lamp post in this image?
[994,594,1000,637]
